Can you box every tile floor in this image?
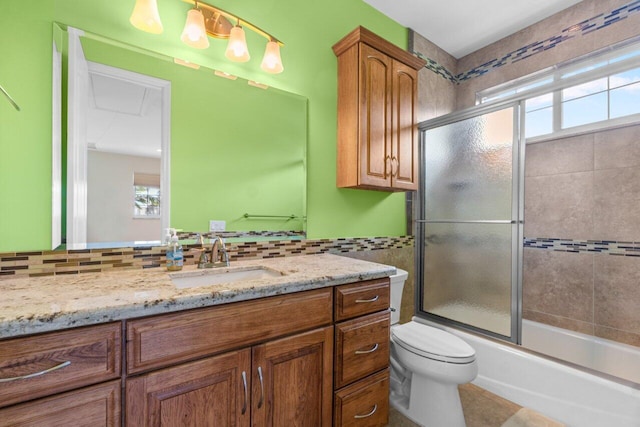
[386,383,564,427]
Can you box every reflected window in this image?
[134,173,160,217]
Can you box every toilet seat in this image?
[391,321,476,364]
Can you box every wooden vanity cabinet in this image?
[125,288,334,426]
[333,26,425,192]
[0,276,392,427]
[333,278,391,426]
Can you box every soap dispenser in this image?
[166,229,184,271]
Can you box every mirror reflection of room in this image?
[59,25,307,250]
[86,64,165,245]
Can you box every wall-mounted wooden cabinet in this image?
[333,26,425,191]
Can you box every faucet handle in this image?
[197,249,210,269]
[195,233,205,245]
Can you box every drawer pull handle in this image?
[241,371,248,415]
[355,295,379,303]
[355,343,379,355]
[0,360,71,383]
[354,404,378,419]
[257,366,265,409]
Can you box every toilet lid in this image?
[391,321,476,364]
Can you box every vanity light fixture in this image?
[130,0,284,74]
[129,0,164,34]
[225,23,250,62]
[180,3,209,49]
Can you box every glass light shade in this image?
[260,41,284,74]
[181,8,209,49]
[129,0,163,34]
[225,26,250,62]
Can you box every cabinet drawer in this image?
[334,278,389,322]
[127,287,333,374]
[334,311,389,389]
[0,380,121,427]
[0,323,122,408]
[334,369,389,427]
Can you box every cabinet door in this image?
[359,44,392,189]
[251,326,333,427]
[391,60,419,190]
[0,380,121,427]
[126,349,251,427]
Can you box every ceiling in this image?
[363,0,583,58]
[86,72,162,158]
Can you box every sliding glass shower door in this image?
[416,104,523,342]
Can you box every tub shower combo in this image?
[413,101,640,426]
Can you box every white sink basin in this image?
[169,266,283,289]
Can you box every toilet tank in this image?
[389,268,409,325]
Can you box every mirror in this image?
[56,24,307,249]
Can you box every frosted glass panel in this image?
[423,223,513,336]
[423,108,514,221]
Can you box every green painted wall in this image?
[81,36,307,233]
[0,0,408,252]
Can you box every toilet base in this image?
[392,371,466,427]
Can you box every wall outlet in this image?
[209,220,226,232]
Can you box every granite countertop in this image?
[0,254,395,339]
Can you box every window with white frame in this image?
[133,173,160,218]
[477,37,640,141]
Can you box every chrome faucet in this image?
[198,236,230,269]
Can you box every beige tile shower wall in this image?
[410,30,457,121]
[455,0,640,109]
[523,124,640,348]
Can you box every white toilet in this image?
[389,268,478,427]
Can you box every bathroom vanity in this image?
[0,254,394,426]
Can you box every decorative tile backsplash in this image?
[524,237,640,257]
[414,0,640,84]
[0,236,414,279]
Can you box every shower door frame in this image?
[414,100,526,344]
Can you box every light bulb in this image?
[225,26,250,62]
[181,8,209,49]
[129,0,163,34]
[260,41,284,74]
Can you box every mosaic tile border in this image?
[412,51,457,83]
[413,0,640,84]
[524,237,640,257]
[0,236,414,279]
